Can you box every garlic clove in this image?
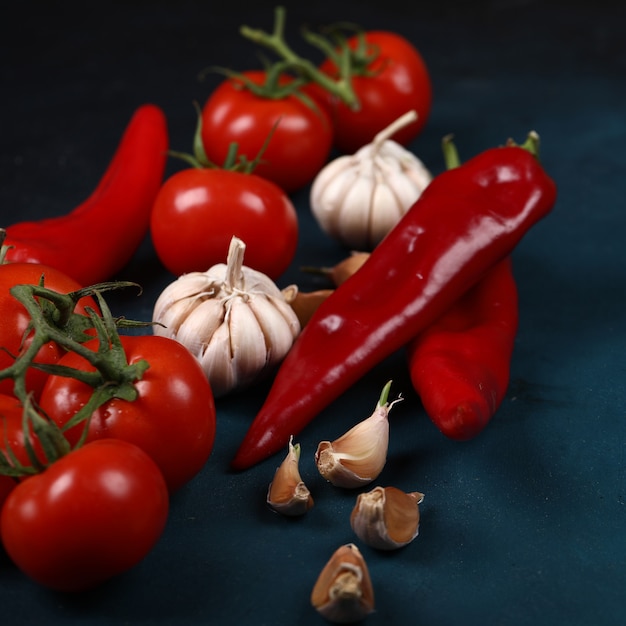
[174,297,226,356]
[267,436,314,516]
[368,180,405,245]
[335,172,377,250]
[282,286,335,328]
[311,543,375,624]
[315,381,402,488]
[350,486,425,550]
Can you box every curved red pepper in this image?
[232,144,557,470]
[407,256,518,440]
[3,105,168,285]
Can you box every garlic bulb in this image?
[350,486,424,550]
[267,436,314,516]
[315,381,402,488]
[311,543,375,624]
[310,110,432,250]
[153,236,301,397]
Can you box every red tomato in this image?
[150,168,298,279]
[0,262,97,399]
[39,335,216,492]
[200,70,333,193]
[0,439,169,591]
[312,31,432,154]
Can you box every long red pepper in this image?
[302,252,518,440]
[3,104,168,285]
[232,140,557,470]
[407,256,518,440]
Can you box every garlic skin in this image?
[282,284,334,328]
[153,236,300,397]
[310,110,432,250]
[267,436,314,516]
[315,381,402,488]
[350,486,424,550]
[311,543,375,624]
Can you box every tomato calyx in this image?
[0,228,13,264]
[168,102,274,175]
[313,24,386,79]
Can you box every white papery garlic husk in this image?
[310,543,375,624]
[152,236,301,398]
[350,486,424,551]
[315,381,402,489]
[310,110,433,250]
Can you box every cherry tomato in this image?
[0,262,97,400]
[1,439,169,591]
[39,335,216,492]
[150,167,298,279]
[200,70,333,193]
[312,31,432,154]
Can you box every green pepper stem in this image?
[442,134,462,170]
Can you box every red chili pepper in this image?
[231,138,557,470]
[407,256,518,440]
[3,105,168,285]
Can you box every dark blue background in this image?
[1,1,625,624]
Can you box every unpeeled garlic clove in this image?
[282,285,335,328]
[310,543,375,624]
[315,381,402,488]
[350,486,424,550]
[266,436,314,516]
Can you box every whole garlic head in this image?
[310,110,432,250]
[152,236,301,397]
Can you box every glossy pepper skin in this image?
[407,256,518,440]
[3,105,168,285]
[232,144,557,470]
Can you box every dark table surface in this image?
[1,1,625,624]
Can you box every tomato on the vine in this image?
[312,31,432,154]
[0,393,43,470]
[200,70,333,193]
[39,335,216,493]
[1,438,169,591]
[151,167,298,279]
[0,262,97,400]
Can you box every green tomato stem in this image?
[0,281,150,476]
[239,6,360,109]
